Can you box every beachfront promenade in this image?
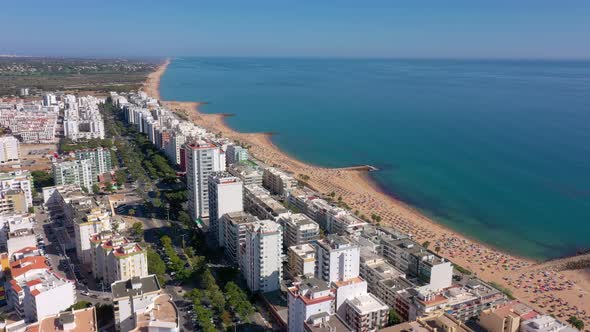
[144,60,590,328]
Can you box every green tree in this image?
[104,181,113,192]
[160,235,172,247]
[128,208,135,216]
[210,289,226,313]
[567,316,584,330]
[147,249,166,276]
[115,170,126,186]
[67,301,92,310]
[31,171,54,191]
[131,222,144,239]
[200,269,216,290]
[92,183,100,195]
[422,241,431,249]
[435,246,441,254]
[178,211,191,227]
[388,310,402,325]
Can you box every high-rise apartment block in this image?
[279,213,320,248]
[185,141,226,221]
[74,147,113,178]
[52,160,94,191]
[208,172,243,247]
[241,220,282,293]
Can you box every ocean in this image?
[160,57,590,260]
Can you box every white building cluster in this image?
[0,97,58,143]
[63,94,106,141]
[114,90,541,332]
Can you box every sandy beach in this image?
[144,60,590,326]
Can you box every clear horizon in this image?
[2,1,590,59]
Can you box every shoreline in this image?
[144,59,590,325]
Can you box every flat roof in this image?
[132,293,178,331]
[346,293,388,314]
[112,275,160,299]
[305,315,353,332]
[34,307,97,332]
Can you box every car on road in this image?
[81,291,90,296]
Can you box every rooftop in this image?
[346,293,389,315]
[378,321,429,332]
[289,243,316,257]
[222,211,259,225]
[10,255,49,278]
[420,313,474,332]
[32,307,97,332]
[304,314,353,332]
[112,275,161,300]
[132,293,178,332]
[483,300,539,321]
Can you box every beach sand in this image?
[144,60,590,326]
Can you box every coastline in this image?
[146,59,590,325]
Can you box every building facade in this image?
[208,172,243,247]
[241,220,282,293]
[74,147,113,178]
[52,160,95,191]
[0,136,20,164]
[185,141,226,221]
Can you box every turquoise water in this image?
[160,57,590,260]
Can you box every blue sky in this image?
[2,0,590,59]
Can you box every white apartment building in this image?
[288,244,316,278]
[343,293,389,332]
[91,231,148,285]
[0,213,34,247]
[244,184,288,220]
[241,219,282,293]
[185,141,226,221]
[6,229,37,258]
[22,270,77,323]
[222,211,258,265]
[52,159,94,191]
[74,147,113,178]
[42,94,57,106]
[287,278,335,332]
[208,172,243,247]
[381,237,452,291]
[314,235,361,283]
[226,144,249,165]
[520,315,578,332]
[164,132,186,166]
[0,171,33,209]
[6,256,76,322]
[74,205,112,265]
[0,136,20,164]
[0,109,58,143]
[262,167,297,196]
[279,213,320,248]
[228,163,263,186]
[63,95,106,141]
[359,251,405,296]
[111,275,178,332]
[327,209,368,236]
